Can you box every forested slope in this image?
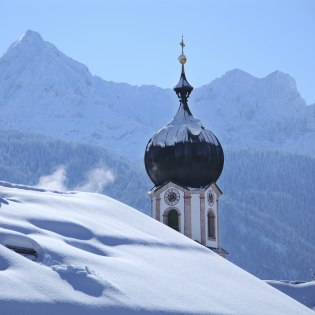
[0,130,151,212]
[219,148,315,280]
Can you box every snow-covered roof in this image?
[0,181,312,314]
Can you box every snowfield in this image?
[0,182,312,314]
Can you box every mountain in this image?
[0,181,313,315]
[0,30,315,159]
[0,30,174,158]
[191,70,315,155]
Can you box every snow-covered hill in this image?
[1,30,315,158]
[0,181,312,315]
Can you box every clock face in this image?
[164,188,180,206]
[207,190,215,207]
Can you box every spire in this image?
[174,36,193,105]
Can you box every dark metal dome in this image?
[144,105,224,188]
[144,39,224,188]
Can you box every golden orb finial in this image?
[178,35,187,65]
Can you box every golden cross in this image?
[180,35,185,54]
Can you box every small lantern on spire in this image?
[174,36,193,102]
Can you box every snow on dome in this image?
[144,101,224,188]
[0,181,312,314]
[148,103,204,148]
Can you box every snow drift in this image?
[0,181,312,314]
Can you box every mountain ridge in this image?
[0,30,314,158]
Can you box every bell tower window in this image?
[208,211,216,239]
[164,209,180,232]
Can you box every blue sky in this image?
[1,0,314,104]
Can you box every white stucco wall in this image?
[191,193,201,242]
[205,188,219,248]
[151,184,222,249]
[151,196,156,219]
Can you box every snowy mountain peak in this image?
[1,30,75,67]
[216,69,298,93]
[264,70,297,90]
[3,30,48,58]
[223,68,256,80]
[0,30,95,103]
[208,69,257,94]
[19,29,44,44]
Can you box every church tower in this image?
[144,38,227,257]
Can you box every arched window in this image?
[208,211,216,239]
[167,209,180,231]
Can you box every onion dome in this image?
[144,37,224,188]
